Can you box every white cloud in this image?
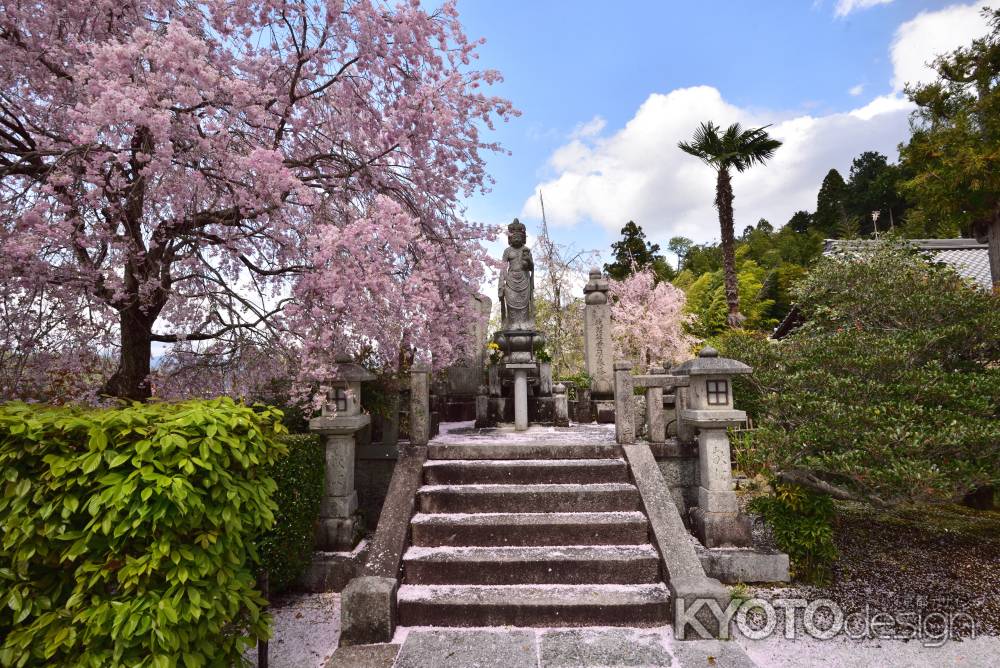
[835,0,892,18]
[520,86,911,245]
[519,2,997,246]
[890,2,998,91]
[849,83,864,96]
[571,116,607,139]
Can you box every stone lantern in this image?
[309,353,375,551]
[675,346,753,548]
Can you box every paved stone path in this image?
[328,626,754,667]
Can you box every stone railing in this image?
[612,361,689,445]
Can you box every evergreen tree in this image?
[845,151,908,235]
[814,169,849,237]
[604,221,674,282]
[667,236,694,270]
[787,211,814,234]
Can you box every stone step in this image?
[410,511,650,547]
[427,442,620,461]
[416,483,640,514]
[396,583,672,627]
[422,458,629,485]
[403,544,661,585]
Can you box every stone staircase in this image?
[396,441,672,627]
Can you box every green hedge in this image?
[0,399,287,667]
[256,434,324,594]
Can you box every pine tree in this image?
[604,221,674,283]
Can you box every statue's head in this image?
[507,218,526,248]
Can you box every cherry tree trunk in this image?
[103,306,155,401]
[715,167,744,327]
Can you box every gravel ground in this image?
[244,592,340,668]
[727,498,1000,668]
[738,634,1000,667]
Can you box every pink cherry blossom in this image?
[609,268,698,372]
[0,0,516,401]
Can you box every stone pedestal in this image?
[508,363,533,431]
[310,415,369,551]
[583,269,614,398]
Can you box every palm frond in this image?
[679,121,782,171]
[678,121,724,166]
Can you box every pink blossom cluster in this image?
[609,268,699,372]
[0,0,515,400]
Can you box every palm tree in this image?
[678,122,782,327]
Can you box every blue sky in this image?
[454,0,998,264]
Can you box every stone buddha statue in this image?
[499,218,534,331]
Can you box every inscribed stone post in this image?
[583,268,614,398]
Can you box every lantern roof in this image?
[331,353,376,382]
[674,346,752,376]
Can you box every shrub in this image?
[749,483,837,584]
[256,434,324,594]
[0,399,287,667]
[715,242,1000,505]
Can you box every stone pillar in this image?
[645,365,666,443]
[512,366,529,431]
[553,383,569,427]
[676,347,753,548]
[576,387,593,423]
[675,386,696,443]
[614,360,635,444]
[474,385,490,428]
[538,361,553,396]
[583,269,614,398]
[410,364,430,446]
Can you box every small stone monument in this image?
[309,354,375,551]
[675,346,753,548]
[583,268,614,421]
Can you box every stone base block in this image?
[697,487,739,514]
[298,542,368,593]
[315,513,363,552]
[531,396,554,423]
[340,576,399,646]
[593,400,615,424]
[697,547,790,584]
[690,508,752,549]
